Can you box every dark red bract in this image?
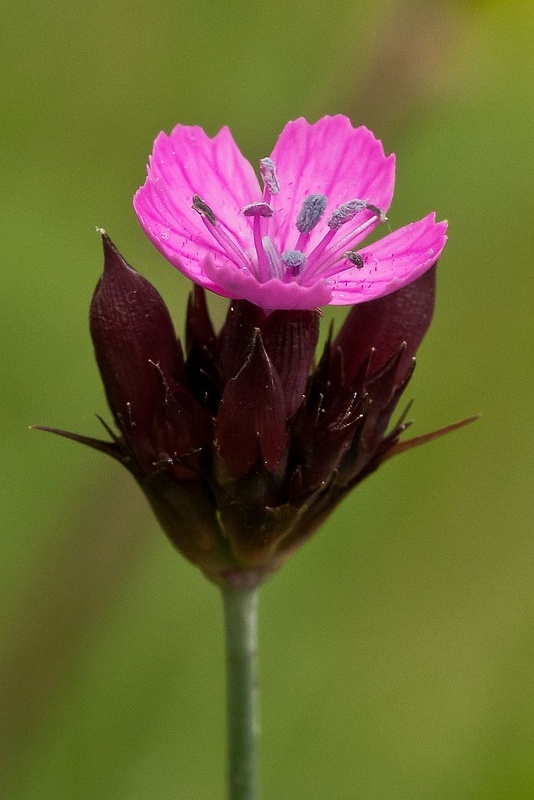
[40,233,471,587]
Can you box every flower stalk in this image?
[222,586,261,800]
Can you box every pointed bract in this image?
[215,330,287,479]
[90,233,210,477]
[218,300,265,384]
[334,265,436,385]
[261,309,320,417]
[185,286,220,414]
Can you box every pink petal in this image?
[269,116,395,253]
[133,117,447,313]
[328,213,447,305]
[134,125,260,273]
[202,255,332,310]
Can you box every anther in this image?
[242,202,274,218]
[364,203,387,223]
[192,195,251,272]
[260,158,280,195]
[282,250,307,273]
[296,194,328,234]
[327,199,366,230]
[192,195,217,225]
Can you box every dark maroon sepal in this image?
[90,233,184,467]
[31,424,128,464]
[289,379,365,498]
[365,344,409,408]
[185,284,217,354]
[337,355,417,484]
[261,309,320,417]
[148,363,213,479]
[382,415,480,461]
[218,300,265,384]
[185,286,220,411]
[305,328,344,412]
[296,416,365,499]
[334,265,436,384]
[215,329,287,479]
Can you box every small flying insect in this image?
[345,251,365,269]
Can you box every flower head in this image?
[134,115,447,310]
[36,234,475,589]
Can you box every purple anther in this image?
[365,202,387,223]
[192,195,217,225]
[327,199,366,230]
[259,158,280,195]
[295,194,328,234]
[281,250,307,270]
[242,202,274,218]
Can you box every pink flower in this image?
[134,115,447,311]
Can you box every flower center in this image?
[191,157,386,284]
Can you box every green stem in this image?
[221,585,260,800]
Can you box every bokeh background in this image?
[2,0,533,797]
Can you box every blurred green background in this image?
[2,0,533,797]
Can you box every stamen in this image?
[345,251,365,269]
[197,216,251,272]
[192,195,217,225]
[242,202,274,218]
[282,249,307,278]
[192,195,251,271]
[262,236,284,280]
[282,250,307,269]
[322,213,381,257]
[303,214,379,282]
[252,214,269,281]
[327,199,366,230]
[260,158,280,195]
[296,194,328,234]
[300,228,337,269]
